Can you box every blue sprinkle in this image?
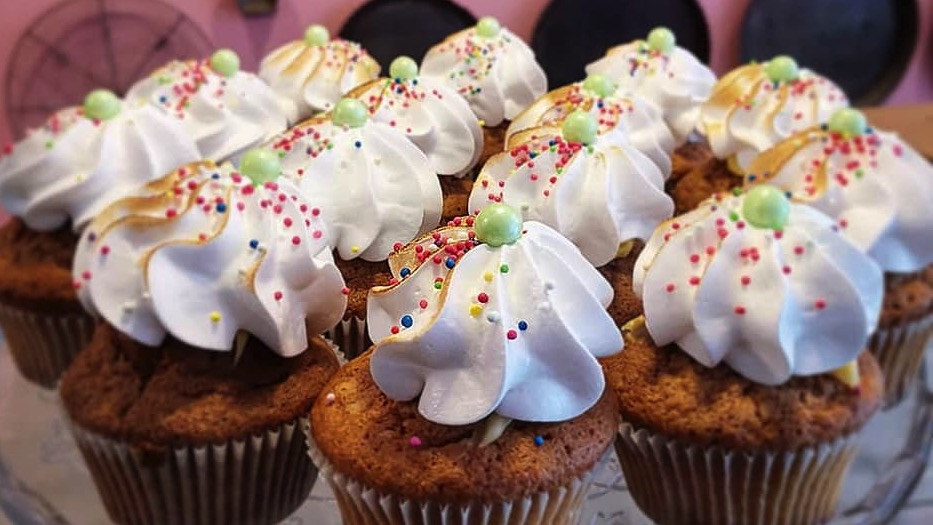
[396,88,404,94]
[159,95,168,104]
[596,101,604,108]
[216,203,227,213]
[866,126,874,134]
[820,124,829,131]
[412,79,418,85]
[249,239,259,249]
[518,320,528,331]
[211,173,220,179]
[533,435,544,446]
[400,314,414,328]
[354,141,362,149]
[445,257,456,269]
[747,174,757,182]
[529,152,537,159]
[87,232,97,242]
[785,191,793,199]
[400,267,411,278]
[548,139,556,146]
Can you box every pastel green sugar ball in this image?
[765,55,799,83]
[647,27,676,53]
[476,16,501,38]
[742,185,790,230]
[83,89,121,120]
[582,74,616,98]
[304,24,330,46]
[828,108,867,138]
[389,56,419,80]
[240,149,281,186]
[209,49,240,77]
[332,98,368,128]
[562,110,598,145]
[474,204,523,247]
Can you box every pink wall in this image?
[0,0,931,146]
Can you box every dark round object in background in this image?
[340,0,476,67]
[531,0,711,88]
[740,0,918,104]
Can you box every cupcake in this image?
[0,89,199,387]
[669,56,848,214]
[308,204,623,524]
[507,73,676,175]
[469,110,673,326]
[746,108,933,405]
[585,27,715,145]
[349,55,483,219]
[421,16,547,165]
[264,98,441,358]
[259,24,381,122]
[125,49,288,162]
[61,157,347,525]
[602,185,884,525]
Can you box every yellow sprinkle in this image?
[469,304,482,317]
[483,272,493,282]
[477,119,485,127]
[209,311,222,323]
[351,245,359,253]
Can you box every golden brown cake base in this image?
[439,175,475,221]
[597,242,645,328]
[667,142,742,215]
[310,350,619,505]
[0,218,94,387]
[479,122,508,168]
[331,256,393,359]
[870,266,933,406]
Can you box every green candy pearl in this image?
[476,16,501,38]
[389,56,419,80]
[83,89,121,120]
[209,49,240,77]
[474,204,523,247]
[304,24,330,46]
[647,27,676,53]
[562,110,598,145]
[332,98,368,128]
[765,55,799,83]
[239,149,281,186]
[582,74,616,98]
[827,108,867,138]
[742,185,790,230]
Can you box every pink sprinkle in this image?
[506,330,518,340]
[166,209,178,218]
[341,287,350,295]
[689,254,700,264]
[283,218,293,227]
[741,276,751,286]
[393,242,403,251]
[419,299,428,309]
[100,245,110,255]
[82,271,92,280]
[477,293,489,303]
[665,283,676,293]
[291,236,301,245]
[794,246,804,255]
[313,230,323,239]
[689,276,700,286]
[274,291,283,301]
[311,208,321,216]
[783,266,792,275]
[814,299,826,310]
[409,436,422,447]
[734,306,746,315]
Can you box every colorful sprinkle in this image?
[533,435,545,446]
[400,314,414,328]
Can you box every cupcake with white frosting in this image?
[422,16,547,164]
[264,97,441,357]
[602,185,884,525]
[0,88,199,387]
[350,56,484,219]
[470,110,673,325]
[586,27,715,144]
[62,156,347,525]
[308,204,622,524]
[747,108,933,405]
[260,24,381,122]
[507,73,675,175]
[126,49,289,162]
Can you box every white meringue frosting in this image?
[125,58,288,162]
[585,31,715,143]
[420,18,547,127]
[469,119,674,267]
[73,160,347,356]
[349,67,482,177]
[259,32,381,121]
[747,119,933,273]
[0,101,199,231]
[634,186,883,385]
[367,210,622,425]
[507,79,676,175]
[700,60,848,170]
[264,100,442,262]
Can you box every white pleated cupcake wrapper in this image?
[869,313,933,407]
[0,302,94,388]
[615,421,858,525]
[67,418,317,525]
[305,423,610,525]
[323,316,369,361]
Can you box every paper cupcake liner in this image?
[324,316,369,361]
[0,302,94,388]
[615,421,858,525]
[306,425,610,525]
[67,418,317,525]
[868,313,933,407]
